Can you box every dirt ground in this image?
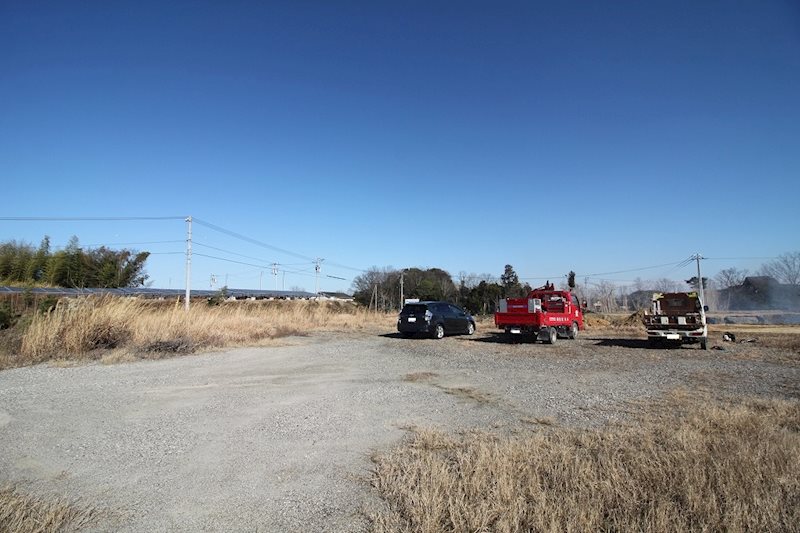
[0,326,797,531]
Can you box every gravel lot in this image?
[1,328,797,531]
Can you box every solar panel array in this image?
[0,286,319,300]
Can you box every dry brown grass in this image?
[0,485,96,533]
[708,324,800,353]
[583,313,613,329]
[369,393,800,533]
[1,296,394,369]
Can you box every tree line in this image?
[351,264,548,314]
[0,236,150,288]
[352,252,799,314]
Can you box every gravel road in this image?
[1,329,797,531]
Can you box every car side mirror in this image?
[703,305,709,312]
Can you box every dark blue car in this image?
[397,301,476,339]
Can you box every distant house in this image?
[318,291,354,301]
[626,290,656,310]
[720,276,800,311]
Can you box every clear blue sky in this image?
[2,1,798,292]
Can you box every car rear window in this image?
[402,304,429,314]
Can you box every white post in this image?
[400,270,404,310]
[184,216,192,311]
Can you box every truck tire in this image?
[433,324,445,340]
[568,322,578,339]
[700,338,708,350]
[547,327,557,344]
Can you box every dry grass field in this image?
[0,296,395,369]
[370,392,800,533]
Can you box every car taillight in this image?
[425,310,432,321]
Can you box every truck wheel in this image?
[568,322,578,339]
[433,324,445,340]
[700,338,708,350]
[547,327,557,344]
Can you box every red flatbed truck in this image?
[495,284,585,343]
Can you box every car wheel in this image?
[547,327,557,344]
[568,322,578,339]
[433,324,445,340]
[700,338,708,350]
[466,322,475,335]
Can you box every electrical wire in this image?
[194,241,279,265]
[192,218,367,273]
[193,218,315,262]
[82,240,184,247]
[193,253,319,279]
[193,253,268,269]
[0,216,185,221]
[583,259,691,277]
[705,256,777,261]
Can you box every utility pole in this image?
[259,271,263,290]
[184,216,192,311]
[694,253,705,306]
[272,263,278,290]
[399,270,404,310]
[314,258,324,296]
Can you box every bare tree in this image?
[593,280,616,313]
[457,271,481,289]
[759,251,800,285]
[477,273,496,284]
[632,277,647,293]
[654,278,680,292]
[618,285,629,311]
[715,267,749,289]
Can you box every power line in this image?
[193,218,315,262]
[193,253,318,279]
[583,259,691,277]
[193,253,268,269]
[81,240,184,248]
[0,216,185,221]
[194,241,280,265]
[705,256,777,261]
[324,260,367,273]
[657,257,696,278]
[192,218,367,274]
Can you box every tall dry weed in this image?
[0,485,96,533]
[12,296,394,367]
[370,394,800,533]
